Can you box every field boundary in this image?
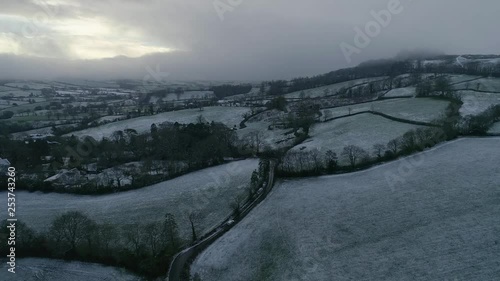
[449,76,483,86]
[323,111,441,127]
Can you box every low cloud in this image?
[0,0,498,81]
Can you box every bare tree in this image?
[230,194,246,218]
[98,224,117,253]
[310,148,323,172]
[122,223,144,256]
[245,131,263,155]
[387,139,400,155]
[196,115,206,124]
[144,222,164,257]
[188,211,201,243]
[164,213,180,250]
[50,211,94,252]
[341,145,368,168]
[373,144,386,159]
[325,150,338,172]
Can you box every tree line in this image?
[0,212,181,279]
[261,55,500,97]
[1,120,250,194]
[210,84,253,99]
[278,97,464,176]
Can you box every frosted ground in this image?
[0,89,41,97]
[4,82,52,90]
[447,74,481,85]
[286,114,422,166]
[64,106,250,140]
[237,121,294,150]
[383,87,416,98]
[456,90,500,116]
[0,258,141,281]
[193,138,500,281]
[0,160,258,237]
[284,77,387,99]
[236,110,296,150]
[321,98,449,123]
[454,77,500,92]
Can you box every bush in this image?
[0,111,14,119]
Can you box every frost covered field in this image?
[454,77,500,92]
[285,77,387,99]
[237,121,294,150]
[457,90,500,116]
[321,98,449,123]
[192,138,500,281]
[287,113,422,165]
[447,74,481,85]
[383,87,416,98]
[0,258,141,281]
[64,106,250,140]
[0,160,258,237]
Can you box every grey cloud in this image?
[0,0,499,81]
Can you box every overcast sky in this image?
[0,0,499,81]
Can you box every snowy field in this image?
[0,258,141,281]
[488,122,500,134]
[237,121,295,150]
[0,89,40,97]
[287,113,422,166]
[54,80,121,89]
[0,160,258,237]
[4,82,51,90]
[193,138,500,281]
[0,85,16,92]
[64,106,250,140]
[447,74,481,85]
[236,110,296,150]
[56,90,86,95]
[285,77,387,99]
[454,77,500,92]
[457,90,500,116]
[383,87,416,97]
[96,115,126,124]
[10,127,60,140]
[321,98,449,123]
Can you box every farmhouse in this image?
[44,169,83,188]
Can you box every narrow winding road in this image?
[166,160,276,281]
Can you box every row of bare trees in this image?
[0,211,183,279]
[278,126,451,176]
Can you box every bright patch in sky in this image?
[0,14,174,60]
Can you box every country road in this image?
[166,160,276,281]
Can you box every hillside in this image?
[0,160,258,238]
[0,258,141,281]
[192,138,500,281]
